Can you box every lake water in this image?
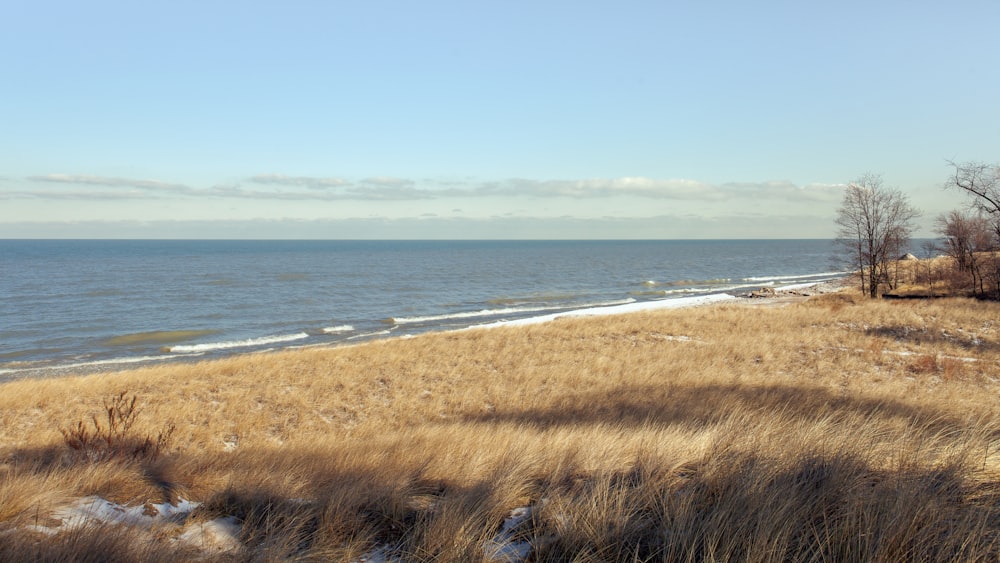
[0,239,843,379]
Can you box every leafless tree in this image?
[919,239,940,285]
[835,173,921,298]
[946,160,1000,238]
[936,209,1000,297]
[936,210,991,270]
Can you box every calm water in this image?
[0,239,841,379]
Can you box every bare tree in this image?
[946,160,1000,238]
[936,209,1000,297]
[919,239,940,285]
[835,173,921,298]
[936,210,991,270]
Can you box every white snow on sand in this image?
[24,496,242,554]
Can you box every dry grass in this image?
[3,291,1000,560]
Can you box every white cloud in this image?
[717,181,845,202]
[468,177,721,199]
[438,177,843,202]
[26,174,194,194]
[1,189,153,200]
[209,183,434,201]
[360,176,415,187]
[248,174,351,188]
[0,213,840,239]
[5,173,845,207]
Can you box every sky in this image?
[2,0,998,239]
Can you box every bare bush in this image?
[60,392,175,462]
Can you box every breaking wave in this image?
[169,332,310,353]
[322,325,354,334]
[389,299,636,325]
[743,271,847,283]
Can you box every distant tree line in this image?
[835,160,1000,299]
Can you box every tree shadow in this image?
[3,443,180,505]
[5,422,1000,561]
[461,382,986,439]
[865,325,1000,353]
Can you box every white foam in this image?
[657,282,773,296]
[322,325,354,333]
[170,332,309,353]
[0,353,202,375]
[346,329,394,341]
[743,271,848,283]
[476,293,736,329]
[775,282,822,291]
[391,299,635,325]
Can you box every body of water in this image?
[0,239,843,379]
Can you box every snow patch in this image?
[178,515,243,553]
[23,496,242,554]
[483,506,534,562]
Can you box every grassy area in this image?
[2,290,1000,560]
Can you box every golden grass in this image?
[3,292,1000,560]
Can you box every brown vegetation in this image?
[885,251,1000,300]
[2,290,1000,560]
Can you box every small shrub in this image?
[805,290,860,312]
[908,354,938,375]
[60,392,175,463]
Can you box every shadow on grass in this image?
[8,445,998,561]
[2,443,181,506]
[4,381,1000,560]
[865,324,1000,353]
[5,434,1000,561]
[530,452,1000,561]
[461,382,984,438]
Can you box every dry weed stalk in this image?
[59,392,175,463]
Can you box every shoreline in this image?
[0,277,850,385]
[2,240,849,382]
[5,274,998,561]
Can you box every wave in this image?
[476,293,737,329]
[487,292,584,306]
[631,281,779,297]
[659,286,740,296]
[389,299,636,325]
[169,332,310,353]
[743,271,847,283]
[0,347,65,361]
[104,329,219,347]
[644,278,732,288]
[632,273,846,298]
[346,329,395,341]
[322,325,354,334]
[0,352,202,376]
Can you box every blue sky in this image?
[2,1,998,238]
